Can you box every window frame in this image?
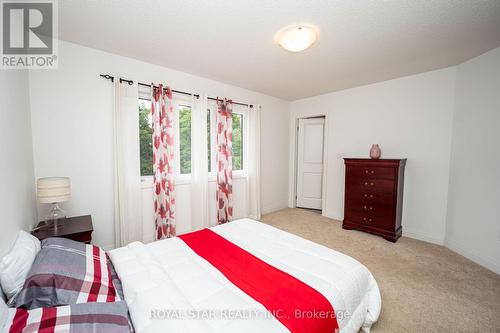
[140,96,249,188]
[207,101,248,181]
[138,93,194,186]
[138,90,153,184]
[173,96,193,184]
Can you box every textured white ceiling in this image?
[59,0,500,100]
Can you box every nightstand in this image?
[32,215,93,244]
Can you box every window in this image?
[207,102,247,175]
[178,106,191,174]
[139,99,153,177]
[140,98,247,180]
[138,99,194,178]
[232,113,243,171]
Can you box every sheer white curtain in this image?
[113,80,143,247]
[190,94,209,230]
[246,104,261,219]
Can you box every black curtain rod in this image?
[207,96,253,108]
[99,74,253,108]
[100,74,199,99]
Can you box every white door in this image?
[296,117,325,210]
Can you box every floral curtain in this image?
[152,84,176,239]
[216,99,233,224]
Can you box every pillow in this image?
[3,301,131,333]
[0,297,8,331]
[14,237,120,309]
[0,230,41,301]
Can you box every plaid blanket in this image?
[14,238,120,309]
[4,301,131,333]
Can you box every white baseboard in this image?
[293,209,447,246]
[262,202,289,215]
[261,206,499,275]
[321,210,342,221]
[310,211,446,244]
[403,229,444,245]
[445,237,500,275]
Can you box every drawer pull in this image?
[364,194,374,199]
[364,182,375,186]
[363,205,373,211]
[362,217,373,223]
[365,170,375,175]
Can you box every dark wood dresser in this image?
[343,158,406,242]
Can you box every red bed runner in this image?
[179,228,339,333]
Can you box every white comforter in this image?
[109,219,381,333]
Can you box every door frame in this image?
[289,113,328,214]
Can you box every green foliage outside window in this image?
[207,111,243,172]
[232,113,243,171]
[139,101,244,177]
[139,101,153,176]
[179,107,191,174]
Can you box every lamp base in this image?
[43,203,67,232]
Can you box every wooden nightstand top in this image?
[32,215,93,243]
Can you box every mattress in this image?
[108,219,381,333]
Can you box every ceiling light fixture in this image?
[276,24,319,52]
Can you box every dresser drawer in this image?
[346,190,394,205]
[345,209,395,230]
[348,166,395,180]
[347,178,395,194]
[346,201,394,217]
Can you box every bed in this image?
[109,218,381,333]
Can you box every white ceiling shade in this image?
[58,0,500,100]
[276,25,318,52]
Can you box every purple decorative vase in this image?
[370,144,381,159]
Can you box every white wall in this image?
[290,67,456,244]
[445,47,500,274]
[29,41,290,249]
[0,71,36,257]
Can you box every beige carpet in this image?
[261,208,500,333]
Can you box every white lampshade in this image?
[37,177,71,204]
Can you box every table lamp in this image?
[37,177,71,230]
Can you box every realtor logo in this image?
[1,0,57,68]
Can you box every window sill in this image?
[141,173,247,189]
[207,172,248,182]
